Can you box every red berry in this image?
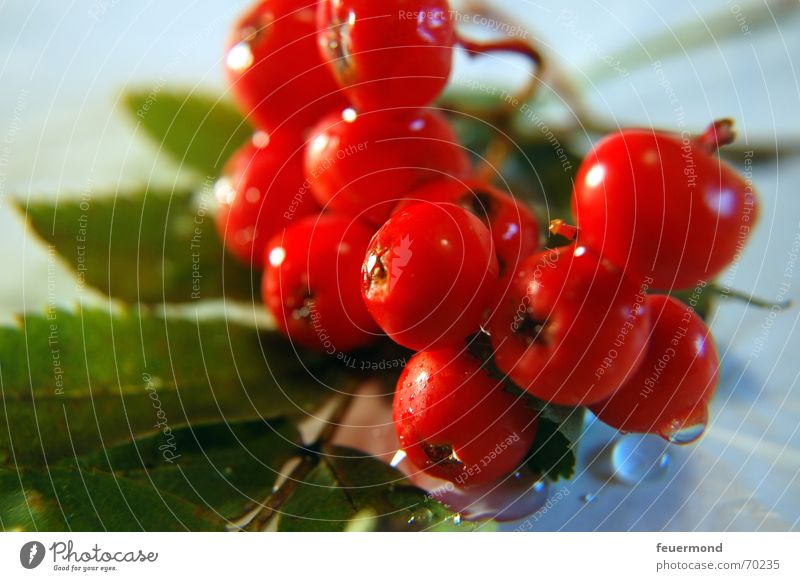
[225,0,347,132]
[590,295,719,443]
[488,245,650,406]
[573,120,759,289]
[362,203,499,351]
[264,215,378,352]
[305,108,470,226]
[394,348,538,487]
[317,0,455,111]
[216,133,318,266]
[394,179,541,279]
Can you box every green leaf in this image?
[72,419,301,520]
[510,140,581,222]
[278,446,460,532]
[524,409,585,482]
[0,308,331,466]
[18,189,258,303]
[124,90,251,177]
[0,466,223,531]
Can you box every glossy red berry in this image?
[590,295,719,443]
[488,245,650,406]
[224,0,347,132]
[317,0,455,111]
[305,108,470,226]
[264,215,378,352]
[573,120,759,289]
[362,203,499,351]
[394,179,541,279]
[394,348,538,487]
[216,133,319,266]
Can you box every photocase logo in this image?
[390,235,413,290]
[20,541,46,569]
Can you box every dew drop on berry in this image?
[407,507,433,527]
[665,420,708,445]
[661,406,709,445]
[610,434,670,485]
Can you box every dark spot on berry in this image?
[422,442,462,468]
[516,314,550,346]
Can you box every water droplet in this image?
[667,422,707,444]
[663,412,708,445]
[580,493,596,504]
[452,513,462,526]
[459,475,550,522]
[611,434,670,485]
[407,508,433,527]
[389,449,407,468]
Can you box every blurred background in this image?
[1,0,799,530]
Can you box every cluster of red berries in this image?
[217,0,759,488]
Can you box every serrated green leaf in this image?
[0,308,331,466]
[524,410,585,482]
[19,189,257,303]
[124,90,251,177]
[0,466,223,531]
[72,419,301,520]
[278,446,459,532]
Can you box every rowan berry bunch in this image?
[217,0,758,489]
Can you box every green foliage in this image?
[19,189,257,304]
[73,419,301,520]
[278,446,460,532]
[0,466,223,531]
[0,308,331,466]
[123,90,251,177]
[524,412,584,482]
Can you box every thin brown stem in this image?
[241,455,317,532]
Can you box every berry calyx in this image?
[572,120,759,289]
[317,0,455,111]
[488,245,651,406]
[215,132,318,266]
[394,179,541,279]
[393,348,539,486]
[362,203,499,351]
[590,295,719,444]
[264,214,378,352]
[305,108,470,226]
[225,0,347,132]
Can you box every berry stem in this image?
[707,283,793,311]
[457,34,545,110]
[474,134,514,182]
[695,119,737,154]
[237,454,317,531]
[238,384,359,531]
[548,219,579,241]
